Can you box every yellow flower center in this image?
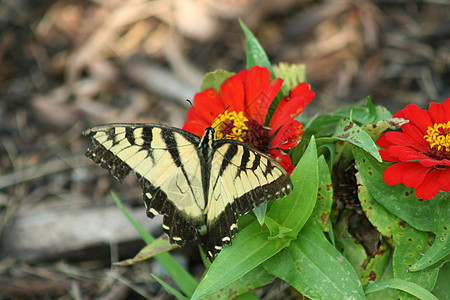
[211,111,249,141]
[424,121,450,152]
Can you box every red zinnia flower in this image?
[377,98,450,200]
[182,66,315,174]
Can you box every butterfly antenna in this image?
[186,99,209,128]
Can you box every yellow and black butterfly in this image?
[84,123,292,261]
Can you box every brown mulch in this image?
[1,0,448,298]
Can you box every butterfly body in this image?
[84,123,292,261]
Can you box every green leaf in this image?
[392,219,439,299]
[200,69,234,92]
[366,257,400,299]
[301,99,393,140]
[352,147,433,232]
[364,278,439,300]
[191,221,290,300]
[360,240,393,286]
[253,203,267,226]
[302,115,349,139]
[264,220,366,299]
[239,19,273,75]
[206,266,274,300]
[334,213,368,277]
[366,97,377,122]
[273,62,306,89]
[344,99,392,124]
[111,192,198,297]
[234,293,260,300]
[410,192,450,271]
[114,235,176,266]
[268,136,318,236]
[355,167,397,239]
[431,261,450,299]
[151,274,189,300]
[264,216,294,240]
[361,118,409,139]
[191,137,318,300]
[310,155,333,230]
[332,119,382,162]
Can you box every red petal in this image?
[419,158,450,167]
[266,149,295,175]
[236,68,249,83]
[383,162,429,186]
[185,107,196,122]
[243,66,282,124]
[428,98,450,124]
[415,170,441,200]
[395,104,432,134]
[384,131,424,150]
[270,120,304,150]
[438,168,450,191]
[193,88,226,124]
[220,75,245,112]
[244,66,271,106]
[401,125,429,148]
[401,163,431,188]
[270,83,315,131]
[182,120,205,136]
[443,98,450,120]
[379,149,401,162]
[376,134,392,149]
[291,82,315,105]
[388,145,429,161]
[383,163,406,185]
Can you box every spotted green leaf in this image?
[361,118,408,139]
[392,219,439,299]
[311,155,333,231]
[334,213,367,277]
[361,240,393,286]
[352,147,433,232]
[410,192,450,271]
[333,119,382,162]
[355,168,397,239]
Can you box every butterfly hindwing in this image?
[202,140,292,260]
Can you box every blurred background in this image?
[0,0,449,298]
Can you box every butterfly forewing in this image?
[85,124,205,245]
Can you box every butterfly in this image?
[84,123,292,261]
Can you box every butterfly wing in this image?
[203,139,293,261]
[84,124,206,246]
